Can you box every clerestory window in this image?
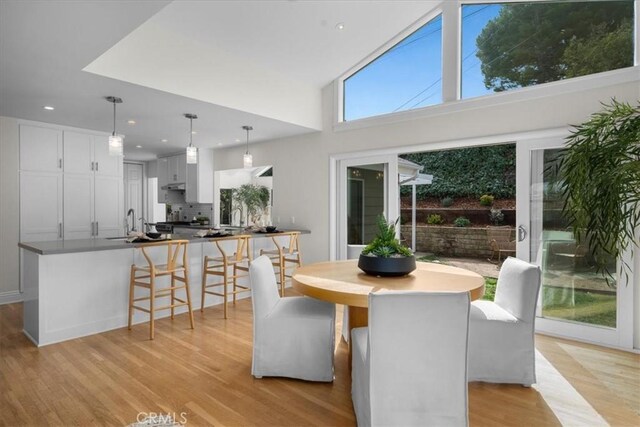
[343,14,443,121]
[461,1,635,99]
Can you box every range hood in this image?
[161,183,186,191]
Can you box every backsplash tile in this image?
[168,203,213,223]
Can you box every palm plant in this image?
[361,216,413,258]
[232,184,270,226]
[558,99,640,276]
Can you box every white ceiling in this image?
[1,0,439,161]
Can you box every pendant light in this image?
[185,113,198,164]
[242,125,253,168]
[106,96,124,156]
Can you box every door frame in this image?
[516,138,635,349]
[330,154,399,260]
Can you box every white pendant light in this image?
[185,113,198,164]
[105,96,124,156]
[242,125,253,168]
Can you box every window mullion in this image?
[441,1,461,102]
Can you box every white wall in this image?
[0,116,21,303]
[212,76,640,347]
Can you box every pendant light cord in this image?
[112,101,116,136]
[189,117,193,147]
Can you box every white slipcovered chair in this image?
[351,291,471,427]
[249,255,336,382]
[468,256,541,386]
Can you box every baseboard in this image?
[0,290,23,305]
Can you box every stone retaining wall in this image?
[401,225,515,258]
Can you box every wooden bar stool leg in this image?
[184,270,195,329]
[128,265,135,330]
[223,263,228,319]
[233,263,238,305]
[149,274,156,340]
[170,273,176,320]
[201,257,207,312]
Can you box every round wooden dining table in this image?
[292,259,485,364]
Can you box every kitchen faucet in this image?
[126,208,136,233]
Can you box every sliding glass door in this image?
[516,139,633,348]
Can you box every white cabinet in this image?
[157,157,169,202]
[20,171,63,242]
[186,148,213,203]
[62,131,123,239]
[63,174,94,240]
[95,175,123,238]
[19,125,124,242]
[93,135,122,177]
[19,125,62,172]
[168,153,186,183]
[19,125,63,242]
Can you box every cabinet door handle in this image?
[96,162,99,172]
[91,162,94,171]
[96,222,99,236]
[58,223,62,238]
[58,159,62,169]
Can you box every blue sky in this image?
[344,4,502,121]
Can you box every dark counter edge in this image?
[19,230,311,256]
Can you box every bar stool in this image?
[128,240,195,340]
[259,231,302,296]
[201,235,252,318]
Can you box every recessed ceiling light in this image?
[191,131,197,135]
[161,139,168,143]
[218,142,223,146]
[128,120,136,125]
[136,145,142,148]
[235,138,241,142]
[43,105,54,111]
[335,22,345,30]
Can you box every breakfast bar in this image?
[19,230,308,346]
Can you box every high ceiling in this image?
[0,0,439,160]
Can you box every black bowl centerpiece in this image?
[265,225,277,233]
[358,216,416,277]
[146,232,162,239]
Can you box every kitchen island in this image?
[19,230,308,346]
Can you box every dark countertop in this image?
[19,229,310,255]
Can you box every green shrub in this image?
[454,217,471,227]
[427,214,444,225]
[479,194,494,206]
[399,144,516,199]
[489,208,505,225]
[441,196,454,207]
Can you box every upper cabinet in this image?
[186,148,213,203]
[93,135,122,177]
[63,131,122,177]
[168,153,187,184]
[157,150,213,204]
[19,125,63,172]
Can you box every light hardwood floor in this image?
[1,297,638,426]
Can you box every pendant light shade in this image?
[184,113,198,164]
[106,96,123,156]
[242,125,253,168]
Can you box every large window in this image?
[461,1,635,99]
[343,15,442,121]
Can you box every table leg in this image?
[347,306,368,371]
